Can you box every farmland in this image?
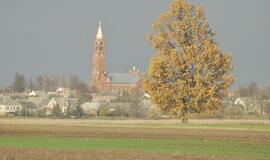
[0,119,270,160]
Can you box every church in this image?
[89,22,143,93]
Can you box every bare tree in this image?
[12,73,27,93]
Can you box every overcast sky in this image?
[0,0,269,87]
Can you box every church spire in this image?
[96,21,103,39]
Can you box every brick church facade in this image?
[89,22,143,93]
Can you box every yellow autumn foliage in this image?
[144,0,234,122]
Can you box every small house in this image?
[0,96,22,116]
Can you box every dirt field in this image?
[0,148,229,160]
[0,118,270,160]
[2,118,270,126]
[1,123,270,142]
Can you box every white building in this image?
[45,97,78,116]
[0,96,22,116]
[81,102,100,115]
[28,91,48,97]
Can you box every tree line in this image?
[0,73,92,104]
[235,82,270,99]
[7,73,87,93]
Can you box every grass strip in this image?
[0,136,269,160]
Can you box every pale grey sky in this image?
[0,0,269,87]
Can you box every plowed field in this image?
[0,119,269,160]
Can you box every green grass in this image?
[0,136,269,160]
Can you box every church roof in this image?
[109,73,141,84]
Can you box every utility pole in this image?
[4,96,6,116]
[26,103,28,117]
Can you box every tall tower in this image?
[89,21,108,92]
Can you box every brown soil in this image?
[0,124,270,143]
[1,118,270,125]
[0,147,232,160]
[0,119,267,160]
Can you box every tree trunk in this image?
[181,111,188,123]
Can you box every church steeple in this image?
[90,21,107,87]
[89,21,142,93]
[96,21,103,39]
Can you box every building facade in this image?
[0,96,22,116]
[89,22,143,93]
[45,97,78,116]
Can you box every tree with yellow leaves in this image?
[144,0,234,122]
